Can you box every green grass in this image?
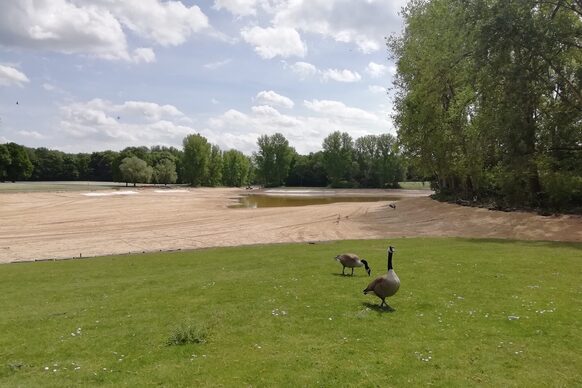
[0,238,581,387]
[398,181,432,190]
[0,181,125,193]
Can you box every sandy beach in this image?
[0,187,580,263]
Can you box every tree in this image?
[254,133,293,187]
[112,146,150,182]
[154,159,178,185]
[89,151,117,181]
[222,149,251,187]
[182,134,211,186]
[206,145,223,187]
[285,152,327,187]
[0,144,11,181]
[5,143,33,182]
[322,131,354,186]
[390,0,582,210]
[119,156,152,187]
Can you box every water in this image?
[230,194,401,208]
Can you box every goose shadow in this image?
[330,272,369,278]
[362,302,396,313]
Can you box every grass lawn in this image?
[398,181,432,190]
[0,238,580,387]
[0,181,126,193]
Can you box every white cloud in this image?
[273,0,405,53]
[204,59,232,69]
[0,0,130,61]
[213,0,259,16]
[0,64,30,87]
[0,0,209,62]
[321,68,361,83]
[206,98,392,154]
[58,98,194,149]
[241,26,306,59]
[99,0,209,46]
[42,83,55,91]
[304,99,378,122]
[368,84,386,94]
[254,90,294,109]
[286,62,362,83]
[17,130,45,139]
[289,61,317,79]
[366,62,388,78]
[132,48,156,63]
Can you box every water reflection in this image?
[230,194,401,208]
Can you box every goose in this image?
[335,253,371,276]
[363,246,400,309]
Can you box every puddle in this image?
[230,194,400,208]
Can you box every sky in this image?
[0,0,406,155]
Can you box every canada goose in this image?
[335,253,371,276]
[363,246,400,309]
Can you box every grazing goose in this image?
[364,246,400,309]
[335,253,371,276]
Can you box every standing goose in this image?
[335,253,371,276]
[363,246,400,309]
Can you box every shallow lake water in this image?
[230,194,401,208]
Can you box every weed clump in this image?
[166,323,208,346]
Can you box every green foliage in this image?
[254,133,294,187]
[182,134,211,186]
[222,149,251,187]
[322,131,355,186]
[153,159,178,185]
[0,239,580,386]
[166,322,208,346]
[285,152,328,187]
[89,151,117,181]
[391,0,582,211]
[0,144,11,181]
[119,156,153,186]
[5,143,33,181]
[205,145,223,187]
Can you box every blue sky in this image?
[0,0,405,154]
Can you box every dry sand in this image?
[0,187,580,263]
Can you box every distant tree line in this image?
[390,0,582,211]
[0,131,406,188]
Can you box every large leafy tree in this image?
[390,0,582,210]
[5,142,33,182]
[153,159,178,185]
[222,149,251,187]
[119,156,153,187]
[182,134,211,186]
[89,151,117,181]
[322,131,354,186]
[0,144,11,181]
[206,145,223,187]
[254,133,294,187]
[286,152,328,187]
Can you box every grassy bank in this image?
[0,238,580,386]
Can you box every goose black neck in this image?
[388,251,394,270]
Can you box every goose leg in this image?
[342,266,346,275]
[351,268,354,276]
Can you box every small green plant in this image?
[166,322,208,346]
